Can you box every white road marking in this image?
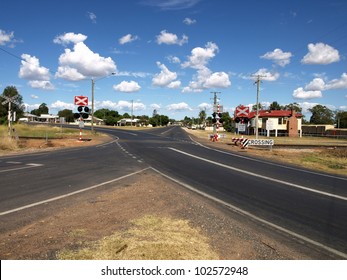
[168,147,347,202]
[188,135,347,181]
[0,163,43,173]
[151,166,347,259]
[0,167,150,216]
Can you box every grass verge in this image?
[58,215,219,260]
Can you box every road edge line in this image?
[150,166,347,259]
[0,167,150,216]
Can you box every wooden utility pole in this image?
[253,75,266,139]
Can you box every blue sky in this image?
[1,0,346,120]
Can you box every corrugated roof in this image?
[247,110,302,119]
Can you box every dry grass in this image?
[0,133,18,151]
[58,215,219,260]
[185,128,347,176]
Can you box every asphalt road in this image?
[1,126,347,259]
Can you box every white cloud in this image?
[113,81,141,92]
[292,87,322,99]
[301,73,347,94]
[325,72,347,90]
[119,34,139,45]
[117,100,145,111]
[150,103,161,110]
[30,94,39,99]
[260,48,292,67]
[182,42,218,69]
[156,30,188,46]
[183,17,196,25]
[253,68,280,81]
[95,100,145,111]
[204,71,231,88]
[301,43,340,64]
[167,55,181,64]
[53,32,87,45]
[19,54,53,90]
[87,12,97,23]
[55,66,85,81]
[181,42,230,92]
[50,100,75,110]
[28,80,54,90]
[198,102,212,111]
[143,0,201,11]
[152,61,181,88]
[166,102,192,111]
[0,29,14,45]
[19,54,50,81]
[55,42,116,81]
[305,78,326,91]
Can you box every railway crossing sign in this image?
[74,96,88,106]
[1,95,19,136]
[1,95,19,106]
[235,105,249,117]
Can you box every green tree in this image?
[283,102,302,113]
[31,103,49,116]
[0,86,25,124]
[198,110,206,125]
[269,101,282,110]
[252,102,263,112]
[58,109,74,123]
[220,112,232,132]
[149,114,169,127]
[309,105,334,124]
[94,109,120,125]
[336,111,347,128]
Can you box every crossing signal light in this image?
[74,106,90,120]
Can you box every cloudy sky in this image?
[0,0,346,119]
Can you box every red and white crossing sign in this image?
[235,105,249,117]
[74,96,88,106]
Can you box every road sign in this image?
[238,123,246,132]
[248,139,274,146]
[1,95,19,106]
[235,105,249,117]
[74,96,88,106]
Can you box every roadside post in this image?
[73,96,89,142]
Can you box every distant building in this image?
[19,112,38,122]
[117,118,140,126]
[247,109,302,137]
[38,114,59,123]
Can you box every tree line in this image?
[1,86,347,128]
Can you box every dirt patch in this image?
[0,171,311,260]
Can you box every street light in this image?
[91,72,116,133]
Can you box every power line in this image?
[0,46,23,62]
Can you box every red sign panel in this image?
[235,105,249,117]
[74,96,88,106]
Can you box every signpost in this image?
[1,95,19,136]
[74,96,89,141]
